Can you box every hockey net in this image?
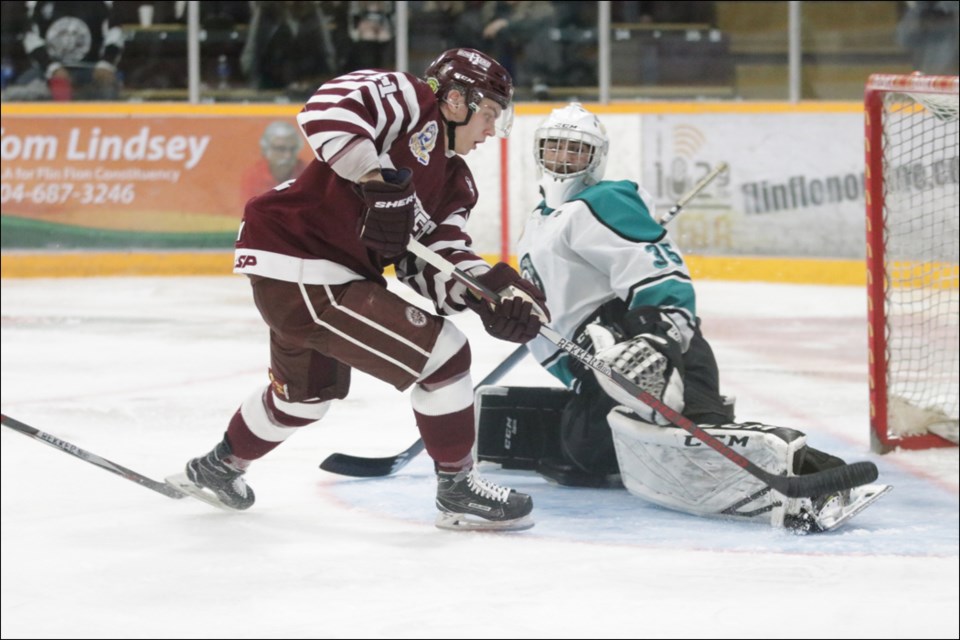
[864,73,959,453]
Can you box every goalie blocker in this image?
[475,385,624,488]
[475,386,568,470]
[476,387,890,530]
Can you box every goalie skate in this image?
[786,484,892,534]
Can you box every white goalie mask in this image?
[533,102,609,209]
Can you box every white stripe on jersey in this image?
[294,283,425,377]
[241,388,300,443]
[411,373,473,416]
[300,71,422,160]
[422,237,472,254]
[299,107,376,133]
[397,74,421,128]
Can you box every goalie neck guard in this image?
[534,102,609,209]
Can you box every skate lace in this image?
[467,469,511,503]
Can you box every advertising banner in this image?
[9,103,946,262]
[1,111,311,249]
[502,104,880,260]
[639,111,868,258]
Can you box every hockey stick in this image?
[657,162,728,226]
[320,164,728,479]
[319,344,529,477]
[1,413,186,499]
[406,238,879,498]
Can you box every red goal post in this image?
[864,73,959,453]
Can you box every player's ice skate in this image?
[785,484,893,534]
[166,440,255,511]
[435,466,534,531]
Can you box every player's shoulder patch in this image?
[409,120,439,166]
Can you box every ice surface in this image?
[2,276,957,639]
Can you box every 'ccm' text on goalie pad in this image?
[607,408,809,527]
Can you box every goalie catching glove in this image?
[584,321,684,425]
[357,168,417,258]
[464,263,550,343]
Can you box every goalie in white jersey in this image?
[475,103,889,533]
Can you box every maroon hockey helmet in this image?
[424,48,514,136]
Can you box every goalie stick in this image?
[657,162,727,226]
[318,344,529,477]
[320,164,729,479]
[406,238,879,498]
[1,413,186,499]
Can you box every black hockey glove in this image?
[620,306,682,344]
[577,305,686,424]
[566,298,629,383]
[584,322,685,425]
[358,168,417,259]
[464,262,550,343]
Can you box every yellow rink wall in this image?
[0,250,866,285]
[0,101,867,285]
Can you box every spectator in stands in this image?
[448,1,488,50]
[896,1,960,75]
[240,120,308,204]
[200,1,252,29]
[115,1,248,27]
[346,1,394,70]
[241,1,337,99]
[479,1,560,100]
[109,2,185,92]
[0,1,30,93]
[550,2,598,89]
[7,1,123,101]
[316,1,352,73]
[629,1,717,25]
[110,2,181,26]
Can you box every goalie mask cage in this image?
[865,73,959,453]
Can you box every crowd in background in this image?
[0,1,957,103]
[1,1,400,100]
[0,1,704,101]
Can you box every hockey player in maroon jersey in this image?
[167,48,549,531]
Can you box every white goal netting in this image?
[868,74,959,449]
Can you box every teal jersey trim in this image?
[547,356,577,388]
[628,278,697,318]
[572,181,664,242]
[536,199,554,216]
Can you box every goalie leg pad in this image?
[607,407,809,526]
[475,386,571,469]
